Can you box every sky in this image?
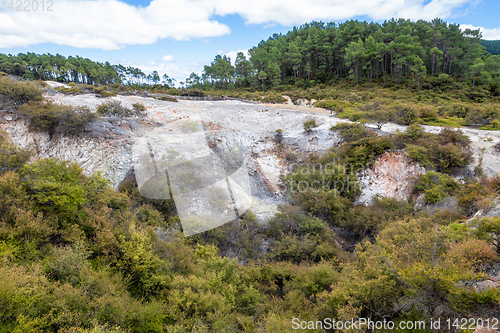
[0,0,499,83]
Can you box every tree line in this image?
[0,53,176,87]
[196,18,500,91]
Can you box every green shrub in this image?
[55,86,83,95]
[339,135,395,165]
[303,119,318,133]
[135,204,166,228]
[155,95,178,102]
[341,196,414,234]
[18,158,89,221]
[419,105,438,121]
[434,142,472,173]
[406,144,432,168]
[45,244,90,285]
[0,130,31,173]
[96,100,140,117]
[403,128,472,173]
[438,102,470,118]
[274,128,283,143]
[94,86,116,97]
[267,233,338,263]
[330,122,370,142]
[388,103,419,125]
[439,128,471,147]
[261,92,285,103]
[465,104,499,126]
[19,102,96,137]
[403,123,425,142]
[457,181,489,216]
[414,171,460,204]
[132,103,146,113]
[364,109,391,129]
[0,76,43,106]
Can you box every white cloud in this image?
[213,0,475,25]
[0,0,231,49]
[460,24,500,40]
[225,49,249,65]
[0,0,482,49]
[162,55,174,62]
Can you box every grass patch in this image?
[420,116,465,127]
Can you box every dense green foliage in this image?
[0,130,31,173]
[199,19,500,92]
[401,125,473,172]
[482,40,500,55]
[0,84,499,331]
[0,141,497,331]
[0,53,121,85]
[414,171,460,203]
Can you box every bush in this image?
[274,129,283,143]
[155,95,178,102]
[96,100,141,117]
[339,135,395,165]
[331,122,370,142]
[303,119,318,133]
[0,76,43,107]
[457,181,489,216]
[414,171,460,204]
[419,105,438,121]
[94,86,116,97]
[465,104,499,126]
[19,102,96,137]
[388,103,419,125]
[403,123,425,142]
[0,130,31,173]
[55,86,83,95]
[132,103,146,113]
[402,128,472,173]
[45,244,90,285]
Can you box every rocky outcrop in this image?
[486,197,500,218]
[0,109,147,188]
[466,196,500,222]
[356,151,426,205]
[2,90,500,218]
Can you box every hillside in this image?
[482,39,500,55]
[1,75,500,331]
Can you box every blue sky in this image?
[0,0,499,83]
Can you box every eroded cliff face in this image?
[0,118,134,188]
[1,89,500,219]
